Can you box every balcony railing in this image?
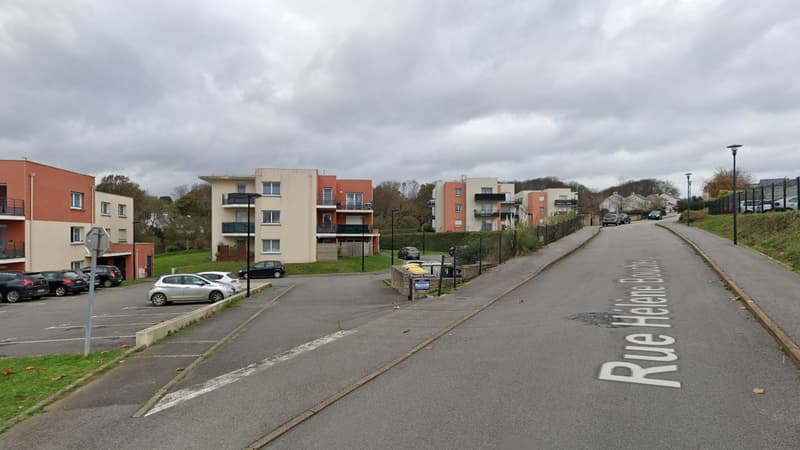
[0,240,24,259]
[335,224,372,234]
[317,225,336,233]
[222,193,258,205]
[554,199,578,206]
[0,198,25,217]
[474,209,499,217]
[337,203,373,211]
[222,222,255,234]
[317,199,337,207]
[474,193,507,202]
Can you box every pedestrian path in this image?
[659,219,800,365]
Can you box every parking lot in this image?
[0,283,242,357]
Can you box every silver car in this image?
[148,274,235,306]
[197,271,243,293]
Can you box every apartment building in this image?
[430,177,518,232]
[0,159,154,278]
[201,169,378,264]
[516,188,579,225]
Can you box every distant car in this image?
[602,213,622,226]
[397,246,420,260]
[619,213,631,224]
[39,270,88,296]
[773,196,798,211]
[648,210,663,220]
[0,271,50,303]
[81,265,124,287]
[197,271,242,293]
[238,260,285,279]
[148,274,235,306]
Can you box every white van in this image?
[773,196,798,211]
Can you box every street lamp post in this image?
[361,221,365,272]
[684,173,692,226]
[246,193,261,297]
[728,144,742,245]
[390,208,400,266]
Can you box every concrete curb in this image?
[0,345,143,434]
[245,226,601,449]
[135,283,272,347]
[657,223,800,368]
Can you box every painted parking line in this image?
[93,313,183,318]
[0,335,135,345]
[45,322,157,330]
[145,329,358,416]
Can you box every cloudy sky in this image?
[2,0,799,198]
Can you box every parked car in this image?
[0,271,50,303]
[39,270,89,296]
[238,260,286,279]
[148,274,235,306]
[647,210,663,220]
[197,271,242,293]
[397,246,420,260]
[81,265,124,287]
[773,196,798,211]
[602,213,622,226]
[739,200,772,213]
[619,213,631,224]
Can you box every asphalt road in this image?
[269,220,800,449]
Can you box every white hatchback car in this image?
[197,271,243,293]
[148,274,235,306]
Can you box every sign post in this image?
[84,227,110,356]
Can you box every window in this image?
[261,239,280,253]
[455,204,463,213]
[118,228,127,243]
[539,196,545,202]
[346,192,363,209]
[262,210,280,224]
[100,202,111,216]
[455,187,463,197]
[118,204,127,217]
[70,226,84,243]
[236,184,246,193]
[454,219,463,228]
[539,207,545,213]
[71,192,84,209]
[322,187,333,204]
[235,211,248,222]
[481,221,493,231]
[71,261,82,271]
[481,187,493,194]
[262,181,280,196]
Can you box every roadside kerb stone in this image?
[135,282,272,347]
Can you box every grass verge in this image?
[689,210,800,271]
[0,350,123,424]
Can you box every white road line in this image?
[44,322,156,330]
[146,329,357,416]
[0,336,135,345]
[93,313,182,318]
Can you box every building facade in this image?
[430,177,518,232]
[516,188,579,225]
[201,169,378,264]
[0,159,154,278]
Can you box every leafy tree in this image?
[703,168,755,198]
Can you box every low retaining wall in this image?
[135,282,272,347]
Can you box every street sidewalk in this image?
[658,219,800,365]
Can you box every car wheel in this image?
[103,279,113,288]
[55,286,67,297]
[150,293,168,306]
[274,271,283,279]
[6,290,21,303]
[209,291,224,303]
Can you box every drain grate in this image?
[566,312,620,328]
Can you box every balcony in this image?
[336,202,373,212]
[474,209,499,218]
[554,199,578,206]
[0,240,25,260]
[336,224,372,234]
[222,193,258,207]
[317,198,337,208]
[474,193,507,202]
[0,198,25,218]
[222,222,255,234]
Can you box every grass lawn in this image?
[153,250,393,277]
[0,350,123,424]
[690,210,800,271]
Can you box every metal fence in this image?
[537,216,584,245]
[707,176,799,215]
